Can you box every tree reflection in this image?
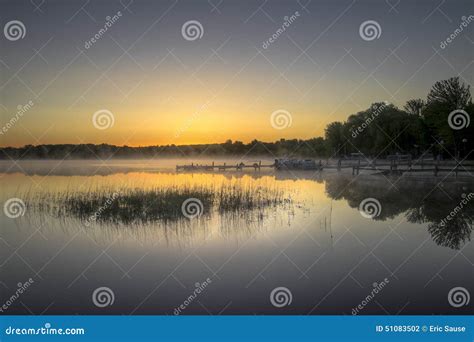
[324,175,473,250]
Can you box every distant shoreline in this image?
[0,141,471,161]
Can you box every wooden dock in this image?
[350,157,474,178]
[176,157,474,177]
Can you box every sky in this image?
[0,0,473,147]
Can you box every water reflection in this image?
[324,175,473,250]
[1,161,473,315]
[21,206,300,249]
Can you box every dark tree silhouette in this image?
[324,122,345,156]
[404,99,425,116]
[427,77,471,108]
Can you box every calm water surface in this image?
[1,159,472,314]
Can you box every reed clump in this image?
[28,182,288,224]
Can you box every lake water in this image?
[1,159,472,315]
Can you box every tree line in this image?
[325,77,473,159]
[0,77,472,160]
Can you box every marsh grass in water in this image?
[27,183,289,225]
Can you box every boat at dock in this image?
[274,159,323,170]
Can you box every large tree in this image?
[423,77,473,158]
[427,77,471,108]
[324,121,346,156]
